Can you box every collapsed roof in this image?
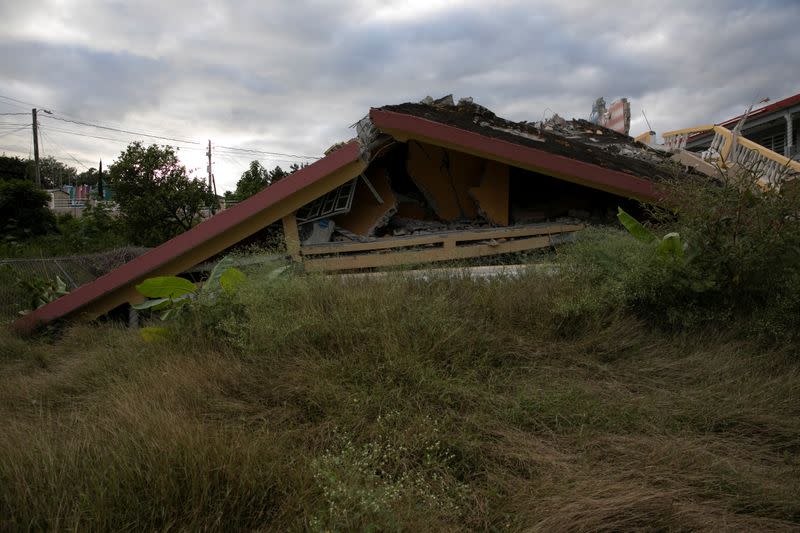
[14,95,686,333]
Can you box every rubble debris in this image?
[670,150,719,177]
[353,115,392,162]
[420,94,455,107]
[332,227,371,243]
[302,219,336,246]
[433,94,455,107]
[378,99,681,183]
[333,166,397,236]
[394,196,430,221]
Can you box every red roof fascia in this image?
[369,108,659,202]
[718,92,800,128]
[13,141,361,333]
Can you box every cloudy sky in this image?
[1,0,798,192]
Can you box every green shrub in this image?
[557,163,800,338]
[0,180,55,239]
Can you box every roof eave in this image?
[368,108,659,203]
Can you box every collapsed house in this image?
[15,95,693,333]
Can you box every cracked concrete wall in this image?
[469,160,509,226]
[406,140,484,221]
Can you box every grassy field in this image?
[1,263,799,531]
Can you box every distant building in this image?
[686,93,800,159]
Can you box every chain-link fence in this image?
[0,247,148,321]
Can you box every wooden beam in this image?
[303,235,556,272]
[301,223,583,256]
[282,212,301,261]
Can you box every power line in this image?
[42,124,207,151]
[41,115,202,146]
[0,112,29,116]
[0,94,39,108]
[0,94,35,111]
[1,92,321,162]
[39,128,93,171]
[0,125,30,139]
[215,144,319,160]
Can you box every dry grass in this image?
[1,269,799,531]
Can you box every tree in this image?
[108,142,215,247]
[76,167,99,187]
[270,165,288,183]
[234,161,270,200]
[232,161,297,201]
[38,156,77,188]
[0,179,56,238]
[0,155,30,182]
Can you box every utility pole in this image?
[32,108,41,187]
[206,140,217,196]
[206,140,217,213]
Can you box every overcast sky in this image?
[1,0,798,192]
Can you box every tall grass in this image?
[2,265,799,531]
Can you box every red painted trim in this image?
[369,109,659,202]
[689,92,800,141]
[13,141,361,333]
[719,92,800,128]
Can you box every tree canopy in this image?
[108,142,215,247]
[0,155,32,183]
[39,156,77,188]
[232,161,290,201]
[0,155,88,189]
[0,179,56,238]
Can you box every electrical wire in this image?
[41,124,207,151]
[0,95,34,111]
[0,94,38,108]
[39,129,93,171]
[1,92,321,162]
[0,125,30,138]
[215,144,319,159]
[0,112,29,116]
[41,115,202,145]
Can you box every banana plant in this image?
[617,207,685,260]
[132,256,247,340]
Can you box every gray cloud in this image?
[0,0,798,191]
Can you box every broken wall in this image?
[406,140,485,220]
[332,166,397,236]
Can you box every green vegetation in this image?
[230,160,289,201]
[0,204,128,258]
[132,256,249,340]
[0,179,56,239]
[108,142,216,247]
[2,162,800,530]
[1,265,799,530]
